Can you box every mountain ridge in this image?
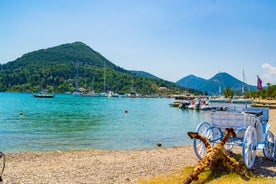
[176,72,257,95]
[0,41,258,95]
[130,70,160,80]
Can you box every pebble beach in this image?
[2,109,276,184]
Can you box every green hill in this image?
[0,42,183,94]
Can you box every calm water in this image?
[0,92,209,153]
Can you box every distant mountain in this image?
[0,41,183,94]
[176,74,207,91]
[176,72,257,95]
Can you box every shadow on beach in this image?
[252,156,276,178]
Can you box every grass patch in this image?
[137,166,276,184]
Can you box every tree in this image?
[266,82,272,99]
[257,88,267,99]
[223,86,234,98]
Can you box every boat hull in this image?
[33,94,55,98]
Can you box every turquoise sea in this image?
[0,92,209,153]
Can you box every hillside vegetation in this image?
[0,42,184,94]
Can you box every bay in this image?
[0,92,209,153]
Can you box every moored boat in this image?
[231,98,253,104]
[33,92,55,98]
[179,100,191,109]
[107,91,119,97]
[209,96,231,103]
[169,100,183,107]
[251,100,276,109]
[129,92,137,98]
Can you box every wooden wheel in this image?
[222,128,235,151]
[242,126,257,169]
[193,122,220,160]
[263,131,275,159]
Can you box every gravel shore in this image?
[3,146,198,184]
[1,109,276,183]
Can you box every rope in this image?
[0,152,5,182]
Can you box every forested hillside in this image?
[0,42,183,94]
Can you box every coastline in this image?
[2,109,276,183]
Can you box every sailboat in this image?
[84,61,107,97]
[128,78,137,98]
[79,65,98,97]
[72,62,81,95]
[98,61,108,97]
[231,70,253,104]
[209,71,230,103]
[33,77,55,98]
[71,62,98,97]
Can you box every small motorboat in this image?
[33,92,55,98]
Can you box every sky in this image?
[1,0,276,86]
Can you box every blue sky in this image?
[1,0,276,85]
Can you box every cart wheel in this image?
[242,126,257,169]
[221,128,234,151]
[275,138,276,161]
[193,122,219,160]
[263,131,275,159]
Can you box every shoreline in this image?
[2,109,276,183]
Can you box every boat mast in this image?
[103,61,106,93]
[75,62,79,91]
[218,70,224,96]
[131,78,134,92]
[188,76,190,93]
[242,69,245,95]
[91,78,95,92]
[84,64,87,90]
[242,69,251,97]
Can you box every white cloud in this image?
[261,63,276,85]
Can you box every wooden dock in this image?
[251,100,276,109]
